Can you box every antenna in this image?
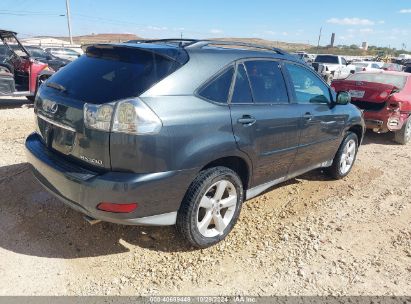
[65,0,73,44]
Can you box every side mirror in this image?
[336,91,351,105]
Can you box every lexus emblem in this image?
[42,99,58,114]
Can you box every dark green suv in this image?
[26,39,365,248]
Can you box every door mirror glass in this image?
[336,91,351,105]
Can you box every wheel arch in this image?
[347,124,364,144]
[201,156,251,190]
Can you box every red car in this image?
[332,71,411,144]
[0,29,54,101]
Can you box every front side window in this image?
[244,60,288,104]
[285,63,331,104]
[198,67,234,103]
[341,57,347,65]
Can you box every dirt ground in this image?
[0,97,410,296]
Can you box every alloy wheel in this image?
[340,139,356,174]
[196,180,237,238]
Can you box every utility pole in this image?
[316,27,322,54]
[66,0,73,44]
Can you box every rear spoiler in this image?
[81,43,189,65]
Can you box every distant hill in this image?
[56,33,142,44]
[211,37,311,51]
[52,34,311,50]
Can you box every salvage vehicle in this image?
[25,46,70,71]
[0,29,54,101]
[45,47,81,61]
[26,39,365,248]
[313,55,355,83]
[0,45,70,72]
[332,71,411,144]
[381,63,403,72]
[352,61,383,73]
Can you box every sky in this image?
[1,0,411,49]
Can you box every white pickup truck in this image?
[313,55,356,82]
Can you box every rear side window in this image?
[231,64,253,104]
[244,60,288,103]
[198,67,234,103]
[46,46,185,104]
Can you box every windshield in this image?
[315,55,339,64]
[46,46,186,104]
[347,73,407,89]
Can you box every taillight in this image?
[97,202,138,213]
[112,98,162,135]
[83,97,162,135]
[378,91,389,100]
[84,103,114,131]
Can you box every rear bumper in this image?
[363,110,407,132]
[25,133,198,226]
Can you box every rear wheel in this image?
[394,117,411,145]
[176,167,244,248]
[326,132,358,179]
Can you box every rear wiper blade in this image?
[46,82,66,92]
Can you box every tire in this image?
[176,166,244,248]
[326,132,359,180]
[394,117,411,145]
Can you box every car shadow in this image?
[361,130,397,146]
[0,163,196,259]
[0,97,32,109]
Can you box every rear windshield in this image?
[347,73,407,89]
[46,46,186,104]
[315,55,339,64]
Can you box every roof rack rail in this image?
[126,38,200,47]
[125,39,287,55]
[186,40,287,55]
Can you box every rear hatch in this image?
[34,43,188,171]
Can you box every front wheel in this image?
[176,167,244,248]
[326,132,359,180]
[394,117,411,145]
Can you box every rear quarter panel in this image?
[109,95,251,174]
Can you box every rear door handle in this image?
[238,115,256,126]
[303,112,313,121]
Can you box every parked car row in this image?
[0,29,83,101]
